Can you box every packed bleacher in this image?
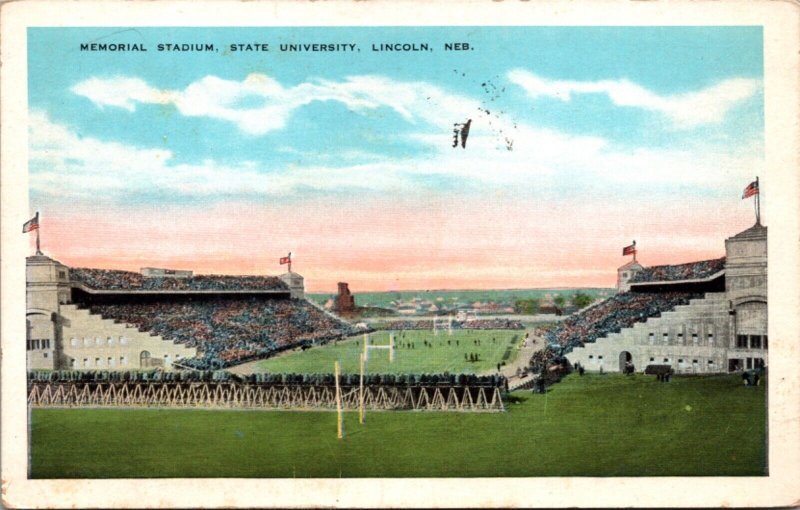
[84,297,357,369]
[629,257,725,284]
[381,318,523,330]
[543,291,700,354]
[70,267,287,291]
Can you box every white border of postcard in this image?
[2,0,799,507]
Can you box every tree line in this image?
[513,291,594,314]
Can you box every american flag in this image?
[279,253,291,265]
[22,212,39,233]
[742,180,759,199]
[622,242,636,256]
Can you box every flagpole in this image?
[35,212,42,255]
[632,240,637,263]
[755,176,760,224]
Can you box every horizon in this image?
[28,27,763,293]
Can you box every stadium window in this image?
[83,358,89,367]
[58,270,66,279]
[764,336,768,350]
[588,355,594,359]
[120,356,127,366]
[678,358,684,363]
[33,339,40,350]
[95,337,103,346]
[43,353,48,358]
[749,335,762,349]
[678,333,684,345]
[108,357,114,367]
[663,333,669,344]
[120,337,129,345]
[84,337,91,347]
[692,333,698,345]
[649,357,655,362]
[71,338,79,347]
[663,358,669,363]
[736,335,748,348]
[70,359,76,368]
[648,333,655,345]
[95,357,102,367]
[598,355,603,360]
[746,357,753,369]
[708,360,714,365]
[44,339,50,349]
[708,333,714,347]
[107,336,115,346]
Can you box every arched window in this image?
[139,351,152,368]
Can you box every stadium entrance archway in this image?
[619,351,632,373]
[140,351,151,368]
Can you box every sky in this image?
[27,26,765,292]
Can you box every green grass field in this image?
[253,330,522,374]
[30,373,767,478]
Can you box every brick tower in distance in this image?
[333,282,356,313]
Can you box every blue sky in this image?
[26,26,765,289]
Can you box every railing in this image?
[27,381,505,412]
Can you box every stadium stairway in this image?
[58,304,198,369]
[564,292,730,373]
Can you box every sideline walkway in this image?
[480,330,544,389]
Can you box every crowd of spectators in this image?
[71,267,288,291]
[543,291,700,354]
[381,319,523,330]
[84,297,357,369]
[629,257,725,284]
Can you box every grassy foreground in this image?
[30,373,766,478]
[254,329,522,374]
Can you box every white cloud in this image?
[71,77,177,112]
[507,69,760,129]
[30,109,761,209]
[71,73,478,135]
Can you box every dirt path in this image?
[480,330,543,388]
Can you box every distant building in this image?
[332,282,356,313]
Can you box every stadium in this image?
[25,220,768,478]
[26,221,767,377]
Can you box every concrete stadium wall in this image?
[59,304,197,370]
[565,293,767,374]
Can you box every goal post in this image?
[359,332,395,425]
[362,332,394,363]
[334,360,343,439]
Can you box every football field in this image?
[29,373,767,478]
[250,329,523,374]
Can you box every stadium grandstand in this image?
[26,257,357,371]
[534,222,768,375]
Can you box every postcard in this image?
[2,0,799,508]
